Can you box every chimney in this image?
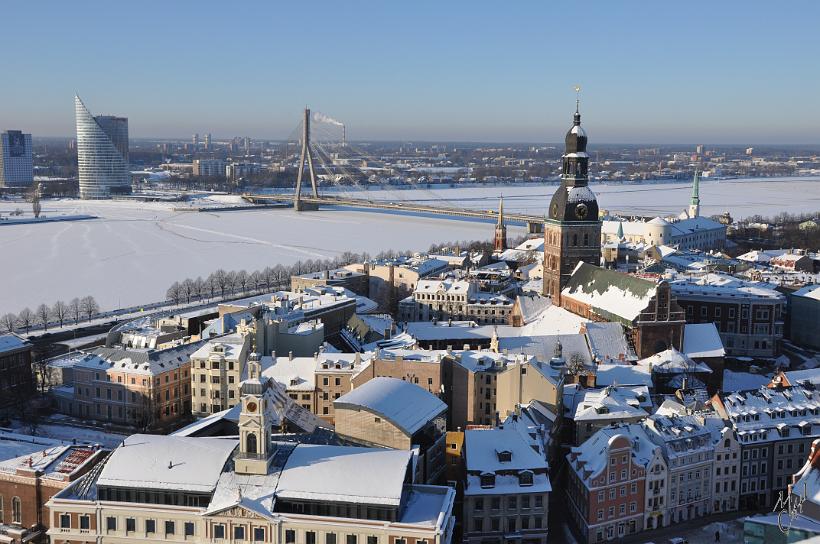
[288,351,294,361]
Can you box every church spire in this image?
[493,195,507,252]
[688,170,701,218]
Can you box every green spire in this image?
[691,170,700,206]
[616,221,624,240]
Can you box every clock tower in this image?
[235,355,273,475]
[542,103,602,303]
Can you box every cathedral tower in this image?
[542,101,602,303]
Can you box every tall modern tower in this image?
[74,95,130,199]
[0,130,33,187]
[542,102,602,302]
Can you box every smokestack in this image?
[342,124,346,147]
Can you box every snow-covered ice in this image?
[2,176,820,313]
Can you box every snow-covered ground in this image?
[2,177,819,314]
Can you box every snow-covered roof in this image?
[722,370,770,392]
[335,377,446,435]
[683,323,726,359]
[262,352,374,391]
[464,427,551,496]
[595,363,652,387]
[568,385,652,422]
[0,445,101,481]
[567,423,662,486]
[562,262,657,323]
[191,333,248,361]
[793,284,820,301]
[513,294,551,325]
[639,348,712,374]
[415,278,472,295]
[276,445,412,506]
[720,384,820,445]
[97,434,237,493]
[0,334,30,354]
[585,321,635,363]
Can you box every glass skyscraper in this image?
[74,95,130,199]
[0,130,33,188]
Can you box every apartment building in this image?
[0,334,34,409]
[55,343,198,430]
[462,427,551,544]
[643,413,714,523]
[189,333,251,417]
[712,383,820,510]
[398,278,513,326]
[669,272,785,358]
[566,428,647,543]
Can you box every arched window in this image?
[246,433,257,455]
[11,497,21,525]
[584,233,589,246]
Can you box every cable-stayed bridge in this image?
[243,108,546,234]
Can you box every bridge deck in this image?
[245,194,544,225]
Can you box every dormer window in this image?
[518,470,534,487]
[480,473,496,488]
[496,450,512,463]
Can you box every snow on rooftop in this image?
[793,284,820,301]
[97,434,237,493]
[595,363,652,387]
[335,377,446,435]
[276,445,412,506]
[683,323,726,359]
[0,334,29,353]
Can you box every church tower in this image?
[234,355,273,475]
[688,170,700,218]
[493,196,508,252]
[542,98,602,303]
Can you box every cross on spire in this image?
[575,85,581,113]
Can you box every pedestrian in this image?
[715,529,720,542]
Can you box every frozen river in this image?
[1,176,819,314]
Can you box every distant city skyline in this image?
[1,1,819,144]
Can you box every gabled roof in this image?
[334,377,446,435]
[683,323,726,359]
[561,262,657,324]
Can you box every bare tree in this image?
[182,278,196,303]
[31,183,42,219]
[2,313,17,333]
[235,270,249,293]
[166,282,182,305]
[262,267,276,289]
[17,308,34,333]
[80,296,99,321]
[52,300,69,328]
[212,269,229,297]
[36,303,51,331]
[69,298,82,324]
[249,270,262,292]
[206,273,220,299]
[193,277,205,300]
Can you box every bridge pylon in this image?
[294,107,319,211]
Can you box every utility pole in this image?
[294,107,319,210]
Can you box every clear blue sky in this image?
[2,1,818,144]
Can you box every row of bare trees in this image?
[2,296,100,334]
[164,252,372,305]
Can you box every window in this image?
[475,498,484,511]
[306,532,316,544]
[126,518,136,533]
[166,521,175,535]
[326,534,336,544]
[106,516,116,531]
[508,496,517,509]
[491,497,501,510]
[234,526,245,540]
[146,520,156,533]
[346,536,357,544]
[535,495,543,508]
[367,538,378,544]
[185,522,195,536]
[480,473,496,488]
[286,530,296,544]
[519,470,534,486]
[597,509,604,521]
[214,525,225,539]
[60,514,71,528]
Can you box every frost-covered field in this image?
[1,176,819,313]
